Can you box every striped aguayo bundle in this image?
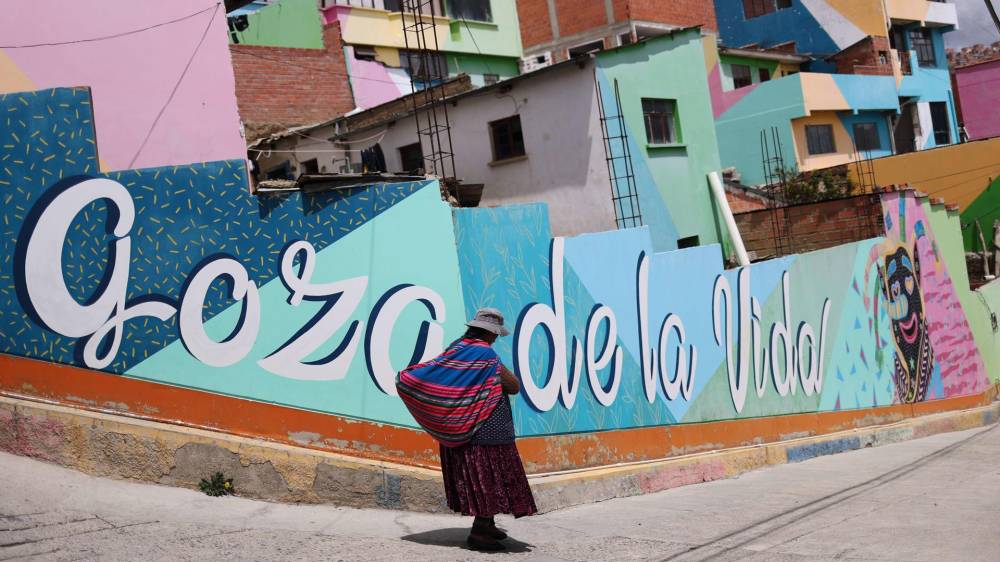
[396,338,503,447]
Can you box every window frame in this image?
[907,29,936,67]
[488,115,526,162]
[744,0,793,20]
[929,101,951,145]
[805,124,836,155]
[398,142,424,173]
[758,67,771,82]
[852,122,881,152]
[731,64,753,89]
[642,98,679,145]
[445,0,493,23]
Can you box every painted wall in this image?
[0,87,466,428]
[2,86,999,469]
[229,0,325,49]
[960,176,1000,252]
[954,59,1000,141]
[596,29,728,252]
[325,1,521,58]
[0,0,246,172]
[713,0,884,57]
[327,1,521,110]
[846,137,1000,212]
[897,27,958,149]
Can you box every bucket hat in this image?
[465,307,510,336]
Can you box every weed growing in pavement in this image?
[198,472,234,497]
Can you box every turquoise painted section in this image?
[897,27,958,148]
[594,71,681,251]
[445,53,519,87]
[594,29,728,253]
[127,183,466,426]
[838,111,894,159]
[828,75,899,112]
[714,73,805,185]
[229,0,324,49]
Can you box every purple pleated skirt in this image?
[439,442,538,518]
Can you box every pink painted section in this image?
[345,48,411,110]
[637,460,727,493]
[709,64,760,119]
[879,192,989,398]
[955,61,1000,141]
[321,5,344,26]
[0,0,245,171]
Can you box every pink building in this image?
[954,57,1000,141]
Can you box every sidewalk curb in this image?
[1,396,996,513]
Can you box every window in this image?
[619,32,634,46]
[398,142,424,172]
[805,125,836,155]
[677,235,700,249]
[300,158,319,175]
[354,46,377,61]
[483,73,499,86]
[908,29,936,67]
[446,0,492,22]
[878,50,888,65]
[758,67,771,82]
[731,64,753,88]
[744,0,792,19]
[399,50,447,82]
[489,115,525,161]
[642,98,678,145]
[265,161,293,180]
[383,0,403,11]
[929,101,951,145]
[852,122,881,151]
[568,40,605,58]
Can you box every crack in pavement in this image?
[0,521,158,549]
[656,425,998,562]
[1,516,100,533]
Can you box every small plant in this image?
[777,167,857,204]
[198,472,234,497]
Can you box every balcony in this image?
[886,0,958,28]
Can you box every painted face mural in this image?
[878,246,932,403]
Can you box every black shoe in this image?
[467,534,506,551]
[474,524,507,540]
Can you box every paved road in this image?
[2,425,1000,561]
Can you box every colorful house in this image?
[322,0,523,109]
[251,28,733,255]
[711,0,960,186]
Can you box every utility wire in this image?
[128,3,220,168]
[0,4,219,48]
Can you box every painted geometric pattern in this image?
[0,87,425,373]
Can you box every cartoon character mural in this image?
[876,246,933,403]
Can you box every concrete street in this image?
[2,425,999,561]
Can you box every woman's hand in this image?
[499,365,520,395]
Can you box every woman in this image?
[397,307,537,551]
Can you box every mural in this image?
[0,87,993,447]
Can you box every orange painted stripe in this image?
[1,353,994,473]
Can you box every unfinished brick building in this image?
[515,0,717,71]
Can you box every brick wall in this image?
[726,188,769,214]
[735,194,883,259]
[230,23,355,141]
[625,0,717,31]
[831,36,892,76]
[553,0,610,39]
[516,0,555,49]
[518,0,717,51]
